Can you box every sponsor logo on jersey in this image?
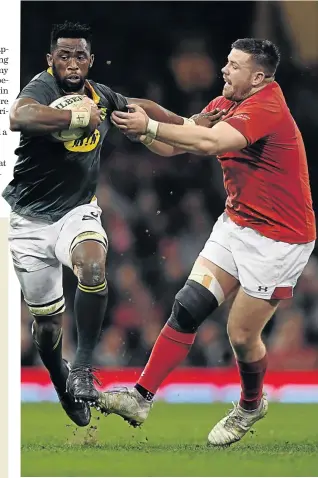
[64,129,101,152]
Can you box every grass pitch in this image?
[21,402,318,476]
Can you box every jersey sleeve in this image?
[224,100,281,144]
[18,79,55,105]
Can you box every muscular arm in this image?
[113,102,227,157]
[140,137,184,157]
[155,121,247,155]
[9,98,72,135]
[145,139,215,157]
[127,98,185,125]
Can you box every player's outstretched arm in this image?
[114,99,185,156]
[152,120,247,155]
[138,136,185,157]
[112,104,247,156]
[127,98,185,126]
[126,99,226,129]
[114,105,226,157]
[9,97,101,136]
[136,109,227,157]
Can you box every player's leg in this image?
[135,257,238,401]
[25,267,66,390]
[207,222,315,446]
[97,213,240,424]
[16,265,91,426]
[28,274,91,427]
[10,216,66,385]
[207,289,277,446]
[55,203,108,404]
[228,288,277,408]
[10,212,90,426]
[68,239,108,402]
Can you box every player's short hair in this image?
[50,21,92,51]
[231,38,280,77]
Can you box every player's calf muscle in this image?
[33,314,63,344]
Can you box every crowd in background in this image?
[20,1,318,369]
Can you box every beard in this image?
[52,62,86,93]
[222,79,253,103]
[223,83,252,102]
[222,83,234,99]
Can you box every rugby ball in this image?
[49,95,94,142]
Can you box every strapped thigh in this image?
[69,231,107,256]
[15,265,64,317]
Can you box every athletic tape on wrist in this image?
[182,117,196,126]
[69,107,91,129]
[140,134,155,146]
[146,118,159,139]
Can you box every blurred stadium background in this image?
[20,1,318,404]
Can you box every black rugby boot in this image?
[66,366,101,405]
[55,360,91,427]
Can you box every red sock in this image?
[237,355,267,410]
[137,324,196,395]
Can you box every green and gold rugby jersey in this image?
[2,69,127,221]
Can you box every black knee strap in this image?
[167,280,219,333]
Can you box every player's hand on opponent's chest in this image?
[110,105,227,136]
[190,108,227,128]
[110,104,228,142]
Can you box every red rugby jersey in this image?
[202,82,316,243]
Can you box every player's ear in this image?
[252,70,265,87]
[46,53,53,67]
[89,54,94,68]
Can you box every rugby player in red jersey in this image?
[98,38,316,445]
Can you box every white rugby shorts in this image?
[9,201,107,306]
[199,212,315,300]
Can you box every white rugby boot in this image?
[208,394,268,446]
[96,387,152,427]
